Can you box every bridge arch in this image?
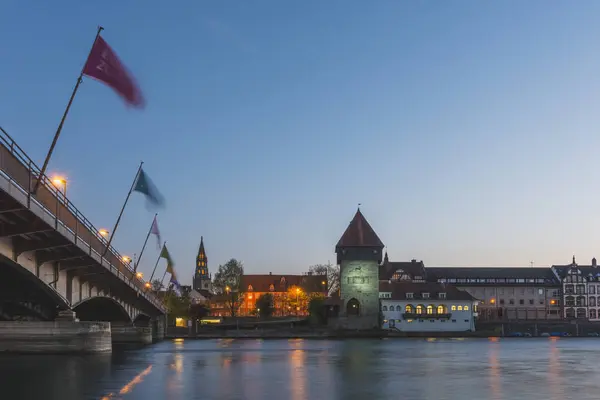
[133,313,152,327]
[72,296,133,323]
[0,255,70,320]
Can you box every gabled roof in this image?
[241,274,327,293]
[336,208,384,249]
[426,267,556,281]
[380,260,427,281]
[379,281,475,301]
[198,236,206,259]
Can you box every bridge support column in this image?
[152,315,166,342]
[0,321,111,354]
[111,322,153,345]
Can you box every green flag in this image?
[160,244,174,273]
[133,168,165,208]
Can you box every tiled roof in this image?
[380,260,427,281]
[379,281,475,301]
[241,274,327,293]
[336,209,384,249]
[426,267,555,280]
[552,265,600,279]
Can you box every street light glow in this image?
[136,272,143,279]
[52,176,66,186]
[145,282,151,288]
[99,229,109,237]
[122,256,132,263]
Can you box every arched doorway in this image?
[346,298,360,316]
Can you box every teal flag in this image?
[133,168,165,208]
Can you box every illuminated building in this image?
[333,208,384,329]
[192,236,212,296]
[379,281,478,332]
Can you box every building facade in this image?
[379,282,477,332]
[553,257,600,321]
[192,237,212,296]
[335,209,384,330]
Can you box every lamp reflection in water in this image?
[289,341,307,400]
[548,337,563,398]
[100,365,152,399]
[488,339,501,399]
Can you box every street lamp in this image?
[145,282,151,289]
[98,229,109,238]
[122,255,132,264]
[51,176,67,197]
[136,272,143,279]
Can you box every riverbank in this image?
[165,329,493,339]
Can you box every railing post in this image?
[27,161,32,208]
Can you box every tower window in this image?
[269,284,275,292]
[248,285,253,291]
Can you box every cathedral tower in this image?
[335,208,384,329]
[193,237,212,293]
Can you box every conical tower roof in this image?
[336,208,384,249]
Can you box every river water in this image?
[0,337,598,399]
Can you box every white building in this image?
[553,257,600,321]
[380,281,478,332]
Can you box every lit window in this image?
[451,305,457,311]
[458,306,463,311]
[437,305,445,314]
[464,305,469,311]
[248,285,253,291]
[405,305,413,313]
[269,284,275,292]
[426,305,433,314]
[416,305,423,314]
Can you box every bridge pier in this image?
[152,315,166,342]
[111,322,153,345]
[0,321,111,354]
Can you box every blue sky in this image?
[3,2,600,283]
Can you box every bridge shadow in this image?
[72,297,132,323]
[133,313,152,327]
[0,256,69,320]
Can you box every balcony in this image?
[402,313,452,320]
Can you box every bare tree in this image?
[309,262,340,295]
[151,279,164,292]
[213,258,244,317]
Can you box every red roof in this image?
[336,208,384,248]
[241,274,327,293]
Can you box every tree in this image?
[151,279,164,292]
[255,293,274,318]
[213,258,244,317]
[286,286,309,315]
[309,262,340,295]
[308,296,327,325]
[189,303,210,320]
[165,288,191,324]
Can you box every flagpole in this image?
[33,26,104,195]
[149,241,166,283]
[102,161,143,257]
[134,213,157,272]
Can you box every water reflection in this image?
[5,339,600,399]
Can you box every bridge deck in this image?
[0,127,165,314]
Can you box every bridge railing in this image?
[0,126,165,313]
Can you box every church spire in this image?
[194,236,211,292]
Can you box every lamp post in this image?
[52,176,67,199]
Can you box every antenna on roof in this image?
[530,261,534,267]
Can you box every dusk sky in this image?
[2,2,600,284]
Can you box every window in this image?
[591,309,597,319]
[499,299,505,305]
[509,299,515,305]
[538,288,544,295]
[405,305,413,313]
[439,293,446,299]
[590,297,597,307]
[416,305,423,314]
[451,305,457,311]
[457,306,463,311]
[382,305,388,311]
[464,305,469,311]
[519,299,524,305]
[452,319,456,322]
[591,286,597,295]
[269,284,274,292]
[422,293,430,299]
[426,305,434,314]
[464,319,469,322]
[396,305,402,311]
[437,305,445,314]
[529,299,534,305]
[248,285,253,291]
[539,299,544,305]
[406,293,414,299]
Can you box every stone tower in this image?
[335,208,384,329]
[193,236,212,293]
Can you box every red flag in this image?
[82,36,145,108]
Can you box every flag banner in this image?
[161,244,181,294]
[83,35,145,107]
[150,215,162,249]
[133,168,165,208]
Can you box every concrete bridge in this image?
[0,128,166,351]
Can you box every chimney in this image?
[411,259,416,263]
[269,272,272,275]
[593,258,597,268]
